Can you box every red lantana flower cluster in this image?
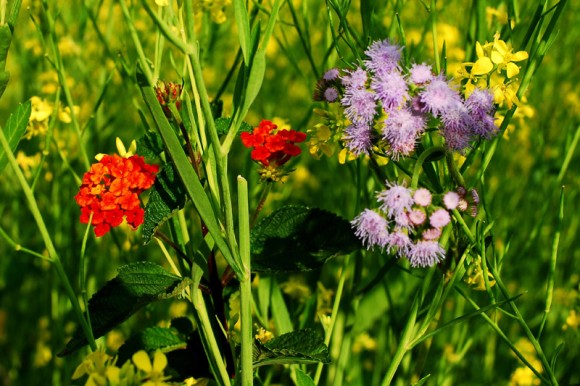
[240,120,307,167]
[74,154,159,237]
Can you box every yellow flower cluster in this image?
[72,349,172,386]
[457,33,529,109]
[193,0,232,24]
[26,96,80,140]
[307,108,348,161]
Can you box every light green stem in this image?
[238,176,253,385]
[0,126,96,352]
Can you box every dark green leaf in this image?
[215,117,252,136]
[136,130,164,159]
[142,163,189,243]
[0,100,32,174]
[0,71,9,99]
[58,262,190,356]
[0,25,12,68]
[117,326,187,364]
[253,329,330,367]
[250,206,361,273]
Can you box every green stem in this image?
[411,146,445,189]
[79,215,95,346]
[250,181,273,227]
[119,0,154,86]
[430,0,440,74]
[0,127,96,352]
[237,176,253,385]
[445,151,465,187]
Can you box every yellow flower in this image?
[490,73,520,109]
[491,33,529,78]
[15,151,41,178]
[58,105,80,123]
[155,0,169,6]
[72,349,119,386]
[26,97,53,139]
[132,350,171,386]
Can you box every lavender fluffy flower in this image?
[443,191,460,210]
[341,86,377,126]
[377,182,414,219]
[382,108,426,159]
[364,39,402,76]
[385,230,412,256]
[343,124,374,156]
[407,240,445,267]
[466,88,497,138]
[341,67,368,89]
[408,63,434,85]
[371,71,409,112]
[429,209,451,228]
[440,100,473,151]
[419,76,461,116]
[351,209,389,249]
[324,87,339,102]
[323,68,340,81]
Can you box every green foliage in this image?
[116,326,188,364]
[0,100,31,174]
[250,206,362,272]
[58,262,191,356]
[253,329,330,367]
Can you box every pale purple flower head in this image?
[341,67,368,89]
[382,108,425,159]
[440,100,473,151]
[395,211,412,230]
[466,89,497,139]
[430,208,451,228]
[413,188,432,206]
[409,209,426,225]
[409,63,433,85]
[443,191,460,210]
[323,68,340,81]
[351,209,389,249]
[343,124,374,156]
[341,86,377,126]
[371,71,409,111]
[324,87,339,102]
[408,240,445,267]
[419,76,461,116]
[377,182,414,219]
[364,39,402,76]
[385,230,412,256]
[422,227,442,240]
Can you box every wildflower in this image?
[430,209,451,228]
[323,68,340,81]
[440,100,473,152]
[408,63,434,85]
[377,182,414,219]
[382,108,426,159]
[324,87,339,102]
[74,154,159,237]
[341,67,368,89]
[422,227,442,240]
[491,36,529,78]
[341,85,376,126]
[364,39,402,76]
[351,209,389,249]
[443,191,460,210]
[26,96,53,139]
[240,119,306,181]
[72,349,119,386]
[466,88,497,138]
[343,124,374,156]
[408,209,426,225]
[385,230,412,256]
[132,350,171,386]
[419,76,461,117]
[155,80,182,117]
[408,240,445,267]
[371,70,408,111]
[413,188,432,207]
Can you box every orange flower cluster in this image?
[74,154,159,237]
[240,120,307,167]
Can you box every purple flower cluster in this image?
[351,182,465,268]
[315,39,498,157]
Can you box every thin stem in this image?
[238,176,253,385]
[79,214,95,346]
[250,182,273,227]
[119,0,154,86]
[0,127,96,352]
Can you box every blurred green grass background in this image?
[0,0,578,385]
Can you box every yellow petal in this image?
[116,137,128,157]
[475,42,485,58]
[510,50,529,62]
[152,350,168,372]
[71,362,89,380]
[490,50,504,64]
[132,350,152,372]
[493,39,508,55]
[155,0,169,6]
[472,57,493,75]
[506,62,520,78]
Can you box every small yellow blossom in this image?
[132,350,171,386]
[58,105,80,123]
[26,97,53,139]
[155,0,169,6]
[490,33,529,78]
[563,309,580,330]
[464,256,496,291]
[72,349,118,386]
[15,151,41,178]
[255,327,274,343]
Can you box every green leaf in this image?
[136,130,164,159]
[0,100,32,174]
[141,163,189,243]
[295,368,316,386]
[117,326,188,364]
[215,117,252,135]
[58,262,190,356]
[253,329,330,367]
[0,25,12,68]
[250,206,361,273]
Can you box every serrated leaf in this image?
[58,262,190,356]
[142,163,188,243]
[250,206,361,273]
[0,100,32,174]
[253,329,330,367]
[215,117,252,136]
[117,326,187,365]
[137,130,164,159]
